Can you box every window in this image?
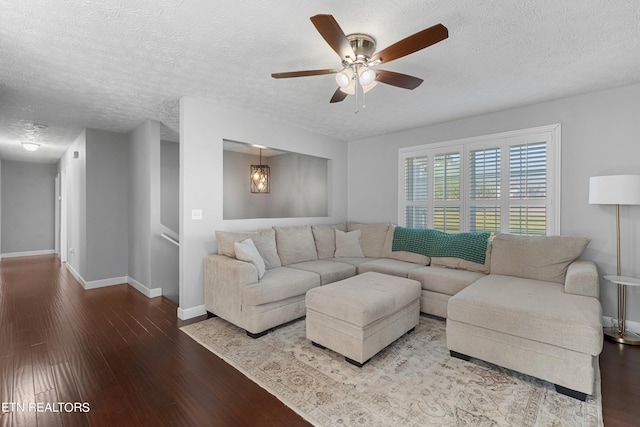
[404,156,428,228]
[399,124,560,235]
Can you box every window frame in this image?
[398,124,561,235]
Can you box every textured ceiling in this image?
[2,1,640,163]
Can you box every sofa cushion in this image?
[490,234,589,284]
[234,238,266,279]
[382,225,431,265]
[242,267,320,306]
[447,274,603,355]
[334,229,365,258]
[347,223,389,258]
[274,225,318,266]
[216,228,281,269]
[357,258,424,278]
[305,272,421,327]
[312,223,347,259]
[431,241,491,274]
[408,265,485,295]
[287,260,356,285]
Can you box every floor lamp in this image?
[589,174,640,344]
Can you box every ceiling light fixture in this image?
[20,123,47,152]
[250,148,270,194]
[22,142,40,151]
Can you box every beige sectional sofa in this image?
[204,222,603,400]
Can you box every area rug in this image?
[181,315,602,426]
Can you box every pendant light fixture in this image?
[250,148,270,193]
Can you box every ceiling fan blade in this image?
[375,70,423,90]
[310,14,356,60]
[271,69,338,79]
[371,23,448,64]
[330,88,348,103]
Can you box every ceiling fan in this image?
[272,14,448,108]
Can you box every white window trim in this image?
[398,124,562,235]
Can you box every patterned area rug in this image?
[181,315,602,426]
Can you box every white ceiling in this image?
[2,1,640,163]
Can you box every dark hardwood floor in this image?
[0,255,308,426]
[0,255,638,426]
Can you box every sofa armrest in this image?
[564,260,599,298]
[204,254,258,324]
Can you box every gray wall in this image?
[223,150,269,219]
[223,150,328,219]
[128,120,158,287]
[59,123,176,296]
[161,140,179,233]
[60,129,129,282]
[269,153,328,218]
[60,130,87,277]
[347,82,640,324]
[129,120,177,298]
[85,129,129,281]
[1,160,57,255]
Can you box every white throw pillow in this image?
[234,238,266,279]
[334,229,364,258]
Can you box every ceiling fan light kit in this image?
[272,14,448,111]
[358,67,376,86]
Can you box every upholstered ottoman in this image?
[305,272,421,367]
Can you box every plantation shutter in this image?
[509,142,547,235]
[433,152,461,233]
[469,147,501,234]
[404,155,428,228]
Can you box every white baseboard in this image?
[1,249,55,259]
[178,304,207,320]
[127,277,162,298]
[66,263,86,288]
[85,276,129,290]
[602,316,640,334]
[64,264,162,298]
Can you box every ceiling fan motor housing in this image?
[346,33,376,63]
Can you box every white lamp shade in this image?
[589,174,640,205]
[335,68,353,88]
[339,79,356,95]
[358,67,376,85]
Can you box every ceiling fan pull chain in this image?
[362,79,367,111]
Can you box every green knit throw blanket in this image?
[392,227,490,264]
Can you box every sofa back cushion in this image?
[382,225,431,265]
[490,233,589,284]
[347,223,389,258]
[312,223,347,259]
[274,225,319,265]
[334,229,365,258]
[216,229,282,269]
